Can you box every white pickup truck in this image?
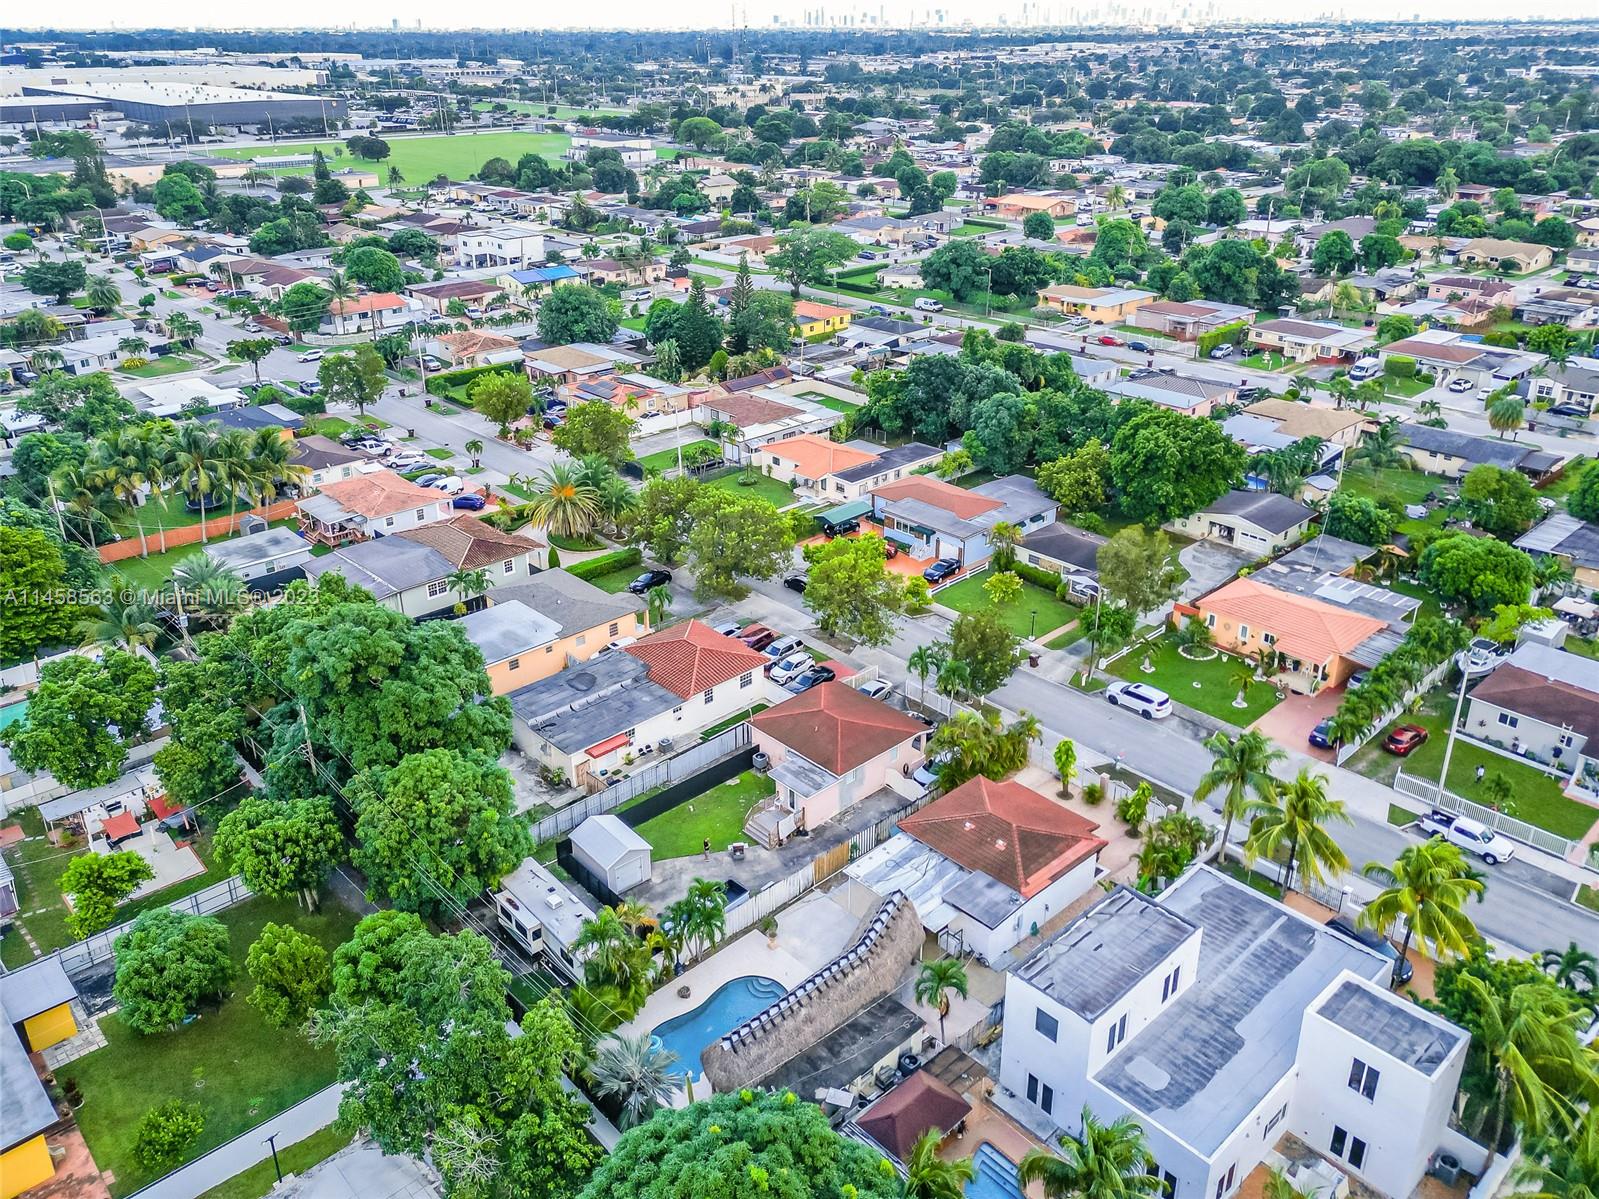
[1417,809,1516,865]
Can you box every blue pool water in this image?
[0,701,28,734]
[651,975,787,1080]
[965,1143,1025,1199]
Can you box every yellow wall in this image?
[483,611,647,695]
[0,1136,54,1199]
[22,1003,76,1053]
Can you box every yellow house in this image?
[1037,284,1156,324]
[463,569,650,695]
[793,300,853,338]
[2,957,79,1199]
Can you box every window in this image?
[1262,632,1277,647]
[427,579,448,598]
[1034,1009,1059,1042]
[1161,965,1181,1003]
[1215,1164,1236,1199]
[740,671,754,689]
[503,559,515,574]
[703,688,716,704]
[414,508,425,520]
[1497,712,1519,728]
[609,622,620,637]
[385,516,396,528]
[1106,1014,1128,1052]
[1348,1059,1380,1101]
[576,634,586,647]
[1264,1103,1288,1136]
[672,705,684,715]
[1206,613,1217,629]
[1331,1127,1367,1170]
[1238,624,1250,642]
[1330,1127,1346,1158]
[1349,1138,1367,1170]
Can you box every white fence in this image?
[53,874,255,978]
[529,724,753,843]
[1333,659,1453,766]
[1393,767,1583,861]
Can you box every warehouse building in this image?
[18,82,345,128]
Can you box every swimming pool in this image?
[650,974,787,1081]
[965,1143,1025,1199]
[0,701,28,735]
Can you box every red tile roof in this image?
[872,476,1005,521]
[753,681,925,775]
[899,776,1105,898]
[1197,577,1388,666]
[624,619,769,700]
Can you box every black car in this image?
[1550,403,1591,418]
[1127,340,1151,353]
[627,568,673,595]
[1325,916,1413,986]
[923,557,961,584]
[785,664,837,694]
[783,573,807,593]
[823,518,859,538]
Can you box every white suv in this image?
[1105,680,1173,720]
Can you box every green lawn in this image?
[120,353,210,378]
[586,565,648,594]
[194,1129,354,1199]
[58,895,362,1196]
[1214,858,1284,899]
[1578,884,1599,914]
[934,566,1079,640]
[215,132,571,183]
[1106,636,1282,726]
[700,704,770,741]
[638,440,716,473]
[425,447,456,461]
[1347,697,1599,841]
[107,519,302,591]
[110,489,255,538]
[548,533,605,551]
[1338,464,1445,538]
[703,469,797,508]
[1237,351,1297,372]
[799,394,863,415]
[0,808,73,968]
[1381,375,1434,399]
[632,771,776,860]
[1046,622,1089,651]
[950,222,1000,237]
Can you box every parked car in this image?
[1105,680,1173,720]
[923,557,961,584]
[273,333,294,346]
[298,349,324,363]
[1417,809,1516,864]
[1381,724,1430,756]
[767,652,816,685]
[1208,343,1235,359]
[420,355,446,372]
[912,749,955,790]
[709,620,743,637]
[1550,403,1591,418]
[1325,916,1413,986]
[430,477,465,494]
[783,573,808,593]
[388,453,430,470]
[883,542,899,560]
[785,664,837,694]
[738,624,778,652]
[1348,670,1369,690]
[1447,377,1475,393]
[627,568,673,595]
[1308,719,1334,749]
[857,679,892,701]
[823,518,860,538]
[242,321,263,334]
[914,297,944,312]
[452,494,487,510]
[1096,334,1124,346]
[1126,339,1151,353]
[764,635,804,661]
[414,473,444,487]
[296,380,323,396]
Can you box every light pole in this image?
[264,1134,283,1184]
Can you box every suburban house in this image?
[1377,332,1540,391]
[760,435,941,501]
[454,601,566,695]
[1247,318,1371,364]
[1,956,80,1199]
[561,372,693,416]
[1239,397,1367,451]
[428,330,524,369]
[1397,423,1567,483]
[1425,276,1514,305]
[578,258,667,287]
[498,263,582,298]
[300,513,543,614]
[1516,512,1599,594]
[1000,869,1470,1199]
[407,278,504,315]
[295,469,455,546]
[1168,490,1316,555]
[1464,641,1599,800]
[691,390,843,463]
[320,292,416,335]
[988,191,1077,220]
[289,435,367,489]
[793,300,854,338]
[487,569,649,684]
[1180,576,1391,693]
[507,621,773,788]
[1130,299,1257,340]
[871,475,1057,569]
[523,342,650,383]
[1523,359,1599,413]
[201,525,313,584]
[1455,237,1553,273]
[846,775,1105,965]
[1038,284,1155,323]
[456,224,546,269]
[744,681,929,849]
[1106,371,1240,417]
[1020,522,1108,596]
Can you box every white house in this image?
[569,815,652,893]
[201,525,312,582]
[998,868,1470,1199]
[456,224,547,270]
[1168,490,1316,555]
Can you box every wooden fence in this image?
[98,499,300,563]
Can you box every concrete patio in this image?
[109,822,205,900]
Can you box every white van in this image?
[1348,356,1381,382]
[914,297,944,312]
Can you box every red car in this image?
[1097,334,1124,346]
[738,624,778,652]
[1382,724,1430,756]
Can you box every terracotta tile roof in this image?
[872,476,1005,521]
[856,1071,972,1161]
[328,292,407,315]
[624,619,769,699]
[435,330,517,356]
[794,300,851,321]
[397,513,543,568]
[1197,577,1388,665]
[691,391,802,428]
[1380,337,1484,364]
[752,682,925,775]
[899,776,1106,898]
[313,470,448,519]
[763,434,879,478]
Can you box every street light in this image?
[263,1134,283,1184]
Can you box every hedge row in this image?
[567,547,643,581]
[424,364,518,397]
[1196,321,1251,357]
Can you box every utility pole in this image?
[1434,661,1471,807]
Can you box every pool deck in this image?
[622,890,863,1093]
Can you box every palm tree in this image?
[1193,730,1284,865]
[914,958,969,1043]
[1489,396,1527,440]
[527,463,600,539]
[447,567,494,609]
[1018,1107,1163,1199]
[169,423,223,543]
[165,312,202,347]
[325,270,357,335]
[988,520,1023,571]
[574,908,646,995]
[908,644,946,703]
[1516,1110,1599,1199]
[78,593,162,650]
[169,554,244,631]
[1356,417,1405,468]
[85,274,122,315]
[117,335,150,358]
[1541,942,1599,995]
[595,474,640,538]
[52,460,110,550]
[243,428,310,513]
[464,438,484,469]
[902,1130,975,1199]
[128,423,175,552]
[90,429,153,557]
[1261,1166,1322,1199]
[386,165,405,188]
[210,427,259,534]
[1105,183,1129,212]
[646,584,672,629]
[1359,839,1484,983]
[1244,768,1351,892]
[588,1034,684,1129]
[936,658,972,705]
[680,877,728,959]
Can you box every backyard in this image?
[630,770,776,860]
[1104,634,1283,726]
[637,439,718,474]
[57,894,362,1196]
[934,566,1079,640]
[1338,463,1446,539]
[1347,694,1599,841]
[107,518,305,591]
[703,468,797,508]
[214,131,572,183]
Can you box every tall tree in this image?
[1,650,157,789]
[245,922,331,1028]
[1360,839,1484,982]
[1192,730,1284,864]
[112,909,232,1034]
[800,533,906,646]
[215,796,344,909]
[1017,1107,1164,1199]
[58,851,155,938]
[914,958,970,1043]
[903,1130,976,1199]
[1244,768,1350,891]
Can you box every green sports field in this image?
[215,131,571,183]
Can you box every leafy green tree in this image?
[1377,314,1418,344]
[20,259,87,303]
[1360,839,1484,981]
[113,909,232,1034]
[1515,1111,1599,1199]
[766,226,859,295]
[58,851,155,938]
[1036,439,1110,514]
[948,609,1022,696]
[318,344,388,416]
[1018,1106,1163,1199]
[684,487,796,600]
[1244,768,1350,891]
[1461,465,1539,539]
[1023,210,1056,241]
[667,279,724,372]
[134,1101,205,1172]
[342,245,405,293]
[537,285,619,345]
[0,525,89,661]
[675,116,724,149]
[1323,492,1396,546]
[1097,526,1182,618]
[280,280,332,333]
[468,370,534,437]
[1570,466,1599,524]
[85,275,121,315]
[1193,729,1284,865]
[921,238,992,301]
[1419,533,1535,614]
[1312,229,1358,275]
[577,1089,898,1199]
[152,172,209,223]
[350,749,530,916]
[330,910,428,1008]
[215,796,344,909]
[227,337,275,384]
[800,533,906,646]
[246,922,332,1028]
[1,650,158,789]
[1053,738,1078,787]
[551,400,635,462]
[1109,406,1245,525]
[914,958,969,1042]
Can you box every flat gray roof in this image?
[490,569,644,639]
[202,526,310,571]
[1316,979,1464,1075]
[1016,886,1197,1020]
[302,539,451,600]
[1091,868,1390,1156]
[1,955,75,1021]
[507,652,679,753]
[457,600,561,662]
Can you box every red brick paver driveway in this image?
[1249,685,1344,761]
